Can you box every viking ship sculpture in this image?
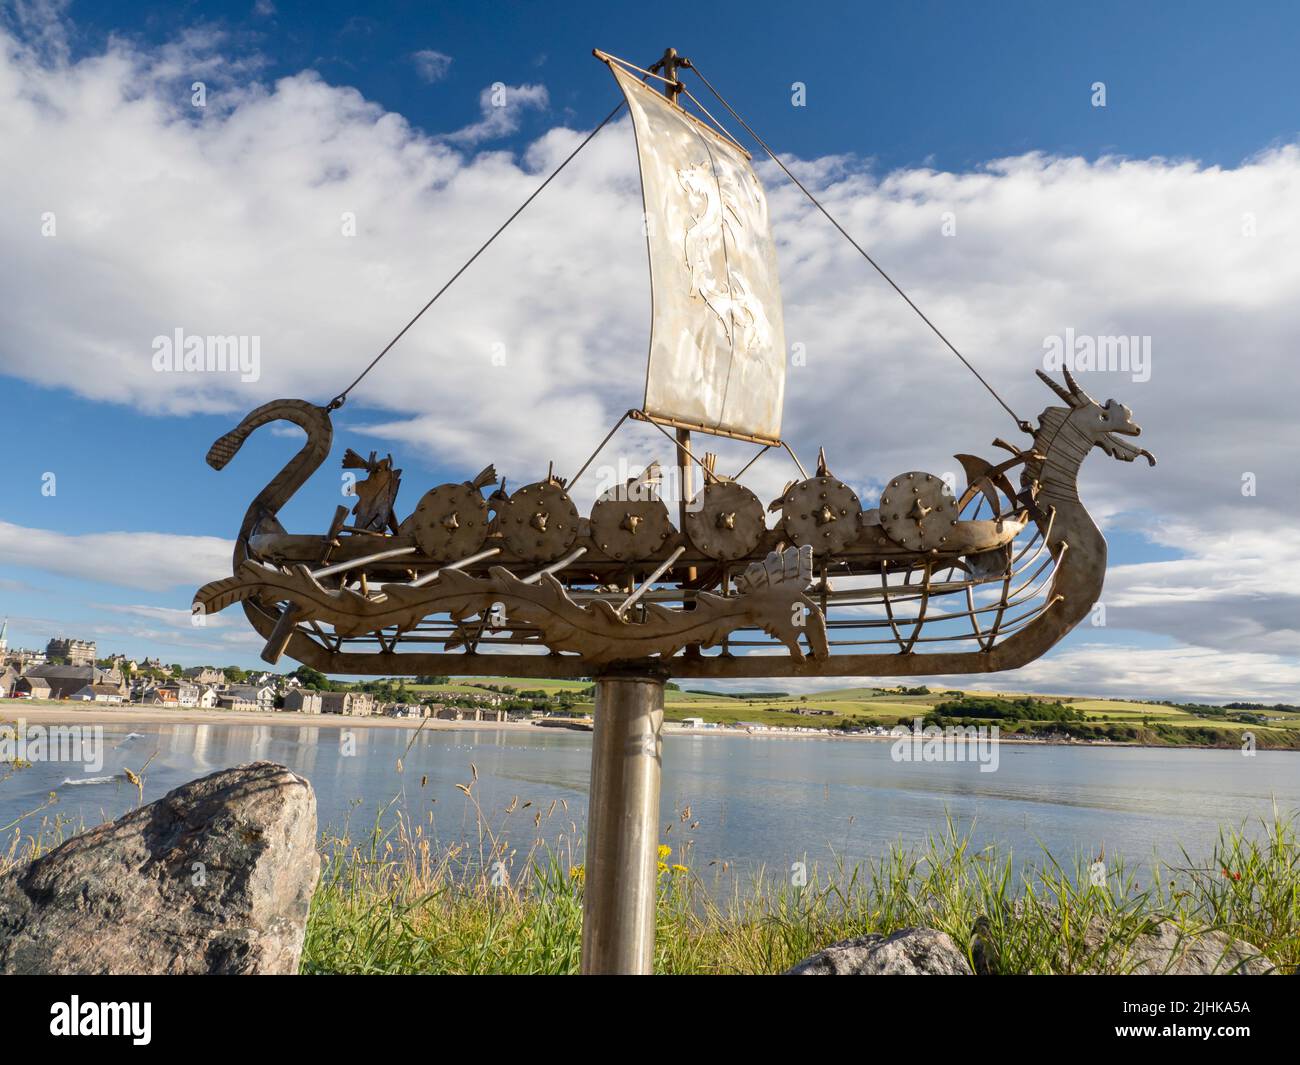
[193,49,1154,682]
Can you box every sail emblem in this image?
[677,162,774,357]
[604,58,787,443]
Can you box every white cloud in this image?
[1099,527,1300,656]
[705,643,1300,705]
[3,0,71,63]
[411,49,451,83]
[1,18,1298,696]
[0,521,233,591]
[95,602,232,627]
[443,81,549,144]
[90,602,264,657]
[957,643,1300,706]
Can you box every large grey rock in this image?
[788,927,973,975]
[0,762,318,974]
[1067,918,1273,975]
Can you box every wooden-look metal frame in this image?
[194,371,1152,681]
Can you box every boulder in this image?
[0,762,319,975]
[1066,918,1274,975]
[787,927,973,975]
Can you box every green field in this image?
[15,672,1292,748]
[405,677,1300,746]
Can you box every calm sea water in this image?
[4,721,1298,883]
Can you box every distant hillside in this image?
[395,678,1300,748]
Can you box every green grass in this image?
[4,749,1296,975]
[644,685,1300,745]
[297,805,1300,975]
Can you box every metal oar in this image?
[617,545,686,615]
[312,545,416,580]
[400,547,502,589]
[520,547,587,585]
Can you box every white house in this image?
[70,683,125,704]
[224,684,276,711]
[167,682,200,707]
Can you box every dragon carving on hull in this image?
[197,546,828,667]
[192,370,1151,677]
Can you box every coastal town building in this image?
[3,647,45,671]
[46,637,97,666]
[153,681,201,707]
[319,691,375,716]
[241,684,277,710]
[430,704,508,722]
[15,676,53,699]
[283,689,323,714]
[71,682,126,704]
[181,666,225,687]
[21,664,104,700]
[1,633,569,726]
[384,703,428,718]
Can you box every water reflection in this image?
[4,723,1298,884]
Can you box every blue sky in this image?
[2,0,1298,699]
[59,0,1300,170]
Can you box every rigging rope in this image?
[685,61,1032,435]
[326,100,627,411]
[329,58,1028,436]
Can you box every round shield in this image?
[779,475,863,555]
[683,481,765,560]
[589,495,674,561]
[412,483,489,560]
[500,481,579,561]
[878,471,959,552]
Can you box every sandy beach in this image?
[0,701,1053,745]
[1,700,880,740]
[4,700,1286,751]
[1,701,539,733]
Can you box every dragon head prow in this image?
[1035,369,1156,467]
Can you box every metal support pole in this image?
[580,665,665,975]
[676,427,697,584]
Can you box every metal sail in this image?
[601,54,787,444]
